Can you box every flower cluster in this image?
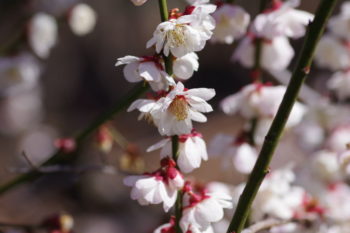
[120,1,234,232]
[233,0,313,72]
[315,2,350,101]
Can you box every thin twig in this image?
[0,83,148,195]
[226,0,338,232]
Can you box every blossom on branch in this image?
[115,55,175,91]
[180,185,232,233]
[147,129,208,173]
[123,158,184,212]
[146,4,216,58]
[211,3,250,44]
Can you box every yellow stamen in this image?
[168,96,188,121]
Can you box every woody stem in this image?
[226,0,338,232]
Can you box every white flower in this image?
[327,71,350,101]
[173,52,199,80]
[221,83,306,125]
[148,82,215,136]
[209,133,258,173]
[0,53,41,96]
[130,0,148,6]
[147,14,213,57]
[326,126,350,153]
[252,0,313,39]
[69,3,97,36]
[315,35,350,71]
[328,2,350,40]
[180,191,232,232]
[320,183,350,222]
[233,36,294,71]
[147,130,208,173]
[123,158,184,212]
[28,13,58,59]
[115,55,175,91]
[312,150,341,182]
[211,4,250,44]
[251,166,305,221]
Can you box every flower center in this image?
[167,24,186,47]
[168,96,188,121]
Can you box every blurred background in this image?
[0,0,345,232]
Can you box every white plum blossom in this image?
[115,55,175,91]
[244,166,306,221]
[180,190,232,232]
[327,71,350,101]
[129,82,215,136]
[221,83,306,127]
[320,183,350,222]
[147,129,208,173]
[312,150,341,182]
[28,13,58,59]
[123,158,184,212]
[173,52,199,80]
[130,0,148,6]
[211,4,250,44]
[233,36,294,71]
[252,0,313,39]
[315,35,350,71]
[69,3,97,36]
[0,53,41,96]
[328,2,350,40]
[147,9,215,58]
[326,125,350,153]
[209,133,258,174]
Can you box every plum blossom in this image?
[328,2,350,40]
[146,6,215,58]
[312,150,341,182]
[68,3,97,36]
[211,4,250,44]
[28,13,58,59]
[0,53,41,96]
[327,71,350,101]
[123,158,184,212]
[252,0,313,39]
[320,183,350,222]
[180,187,232,232]
[115,55,175,91]
[209,133,258,174]
[221,83,306,127]
[129,82,215,136]
[235,166,306,221]
[326,125,350,153]
[315,35,350,71]
[147,129,208,173]
[173,52,199,80]
[233,36,294,71]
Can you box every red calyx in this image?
[178,129,203,143]
[183,6,195,15]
